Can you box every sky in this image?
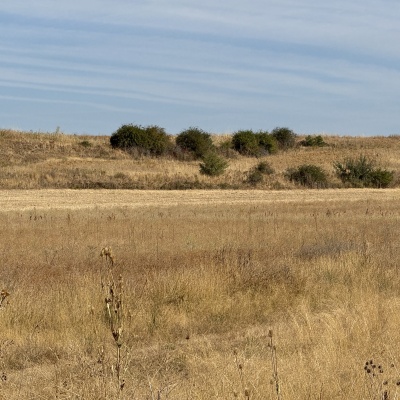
[1,1,400,136]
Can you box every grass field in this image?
[1,129,399,189]
[1,189,400,399]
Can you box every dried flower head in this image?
[100,246,115,265]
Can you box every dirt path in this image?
[1,189,399,211]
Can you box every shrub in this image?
[199,152,228,176]
[271,127,297,150]
[232,130,277,156]
[232,130,260,156]
[79,140,92,148]
[176,127,214,159]
[334,155,394,188]
[255,161,274,175]
[246,162,274,186]
[286,164,328,188]
[247,170,264,185]
[110,124,171,156]
[301,135,327,147]
[368,169,394,188]
[256,132,278,154]
[217,138,237,158]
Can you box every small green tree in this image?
[286,164,328,188]
[271,127,297,150]
[232,130,260,156]
[232,130,277,156]
[199,152,228,176]
[176,127,214,159]
[110,124,171,156]
[256,131,278,154]
[301,135,327,147]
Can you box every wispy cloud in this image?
[1,1,399,134]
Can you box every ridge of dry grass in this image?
[1,129,399,189]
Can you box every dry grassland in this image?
[0,189,400,399]
[1,129,399,189]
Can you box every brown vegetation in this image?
[0,190,400,398]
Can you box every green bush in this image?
[246,162,274,186]
[199,152,228,176]
[369,169,394,188]
[256,132,278,154]
[247,170,264,185]
[232,130,277,156]
[255,161,274,175]
[301,135,327,147]
[110,124,171,156]
[176,127,214,159]
[334,155,394,188]
[217,138,237,158]
[271,127,297,150]
[79,140,92,148]
[232,130,260,156]
[286,164,328,188]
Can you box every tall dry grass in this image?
[1,129,399,189]
[0,191,399,398]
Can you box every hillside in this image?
[0,129,399,189]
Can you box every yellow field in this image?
[1,188,400,211]
[1,189,400,399]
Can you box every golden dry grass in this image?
[1,129,399,189]
[0,189,399,399]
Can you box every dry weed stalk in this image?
[100,246,125,397]
[233,349,250,400]
[268,330,281,400]
[0,340,13,385]
[0,290,9,309]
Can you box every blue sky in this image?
[1,1,399,136]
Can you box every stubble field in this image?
[1,188,400,399]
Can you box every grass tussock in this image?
[0,192,399,398]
